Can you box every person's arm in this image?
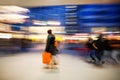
[92,43,98,49]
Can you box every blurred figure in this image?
[103,38,112,51]
[86,37,96,63]
[21,38,28,52]
[45,29,58,69]
[103,37,120,64]
[21,38,32,52]
[93,34,105,64]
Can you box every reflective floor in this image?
[0,44,120,80]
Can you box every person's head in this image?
[97,34,103,39]
[97,34,104,41]
[47,29,52,34]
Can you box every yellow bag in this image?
[42,52,51,64]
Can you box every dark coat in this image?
[94,38,104,50]
[86,39,95,49]
[103,39,112,51]
[45,34,58,55]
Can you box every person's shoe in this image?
[53,62,58,65]
[95,60,105,65]
[101,61,105,64]
[88,59,96,63]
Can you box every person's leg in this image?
[100,50,104,60]
[49,55,58,69]
[99,50,105,64]
[95,50,104,64]
[89,50,96,62]
[95,50,101,63]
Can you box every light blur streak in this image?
[65,5,77,8]
[82,23,120,26]
[0,14,29,23]
[47,21,61,25]
[0,14,29,19]
[28,26,66,34]
[32,20,47,25]
[0,33,12,39]
[102,31,120,34]
[33,20,61,26]
[80,15,120,19]
[0,6,29,13]
[0,6,29,24]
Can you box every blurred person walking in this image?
[86,37,96,63]
[44,29,58,69]
[93,34,105,65]
[103,38,120,64]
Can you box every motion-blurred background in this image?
[0,0,120,80]
[0,0,120,52]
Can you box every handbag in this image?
[42,52,51,64]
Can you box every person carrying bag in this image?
[42,29,58,69]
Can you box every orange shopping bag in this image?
[42,52,51,64]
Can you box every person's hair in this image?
[47,29,52,34]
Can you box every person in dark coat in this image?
[45,29,58,68]
[45,29,58,55]
[93,34,105,64]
